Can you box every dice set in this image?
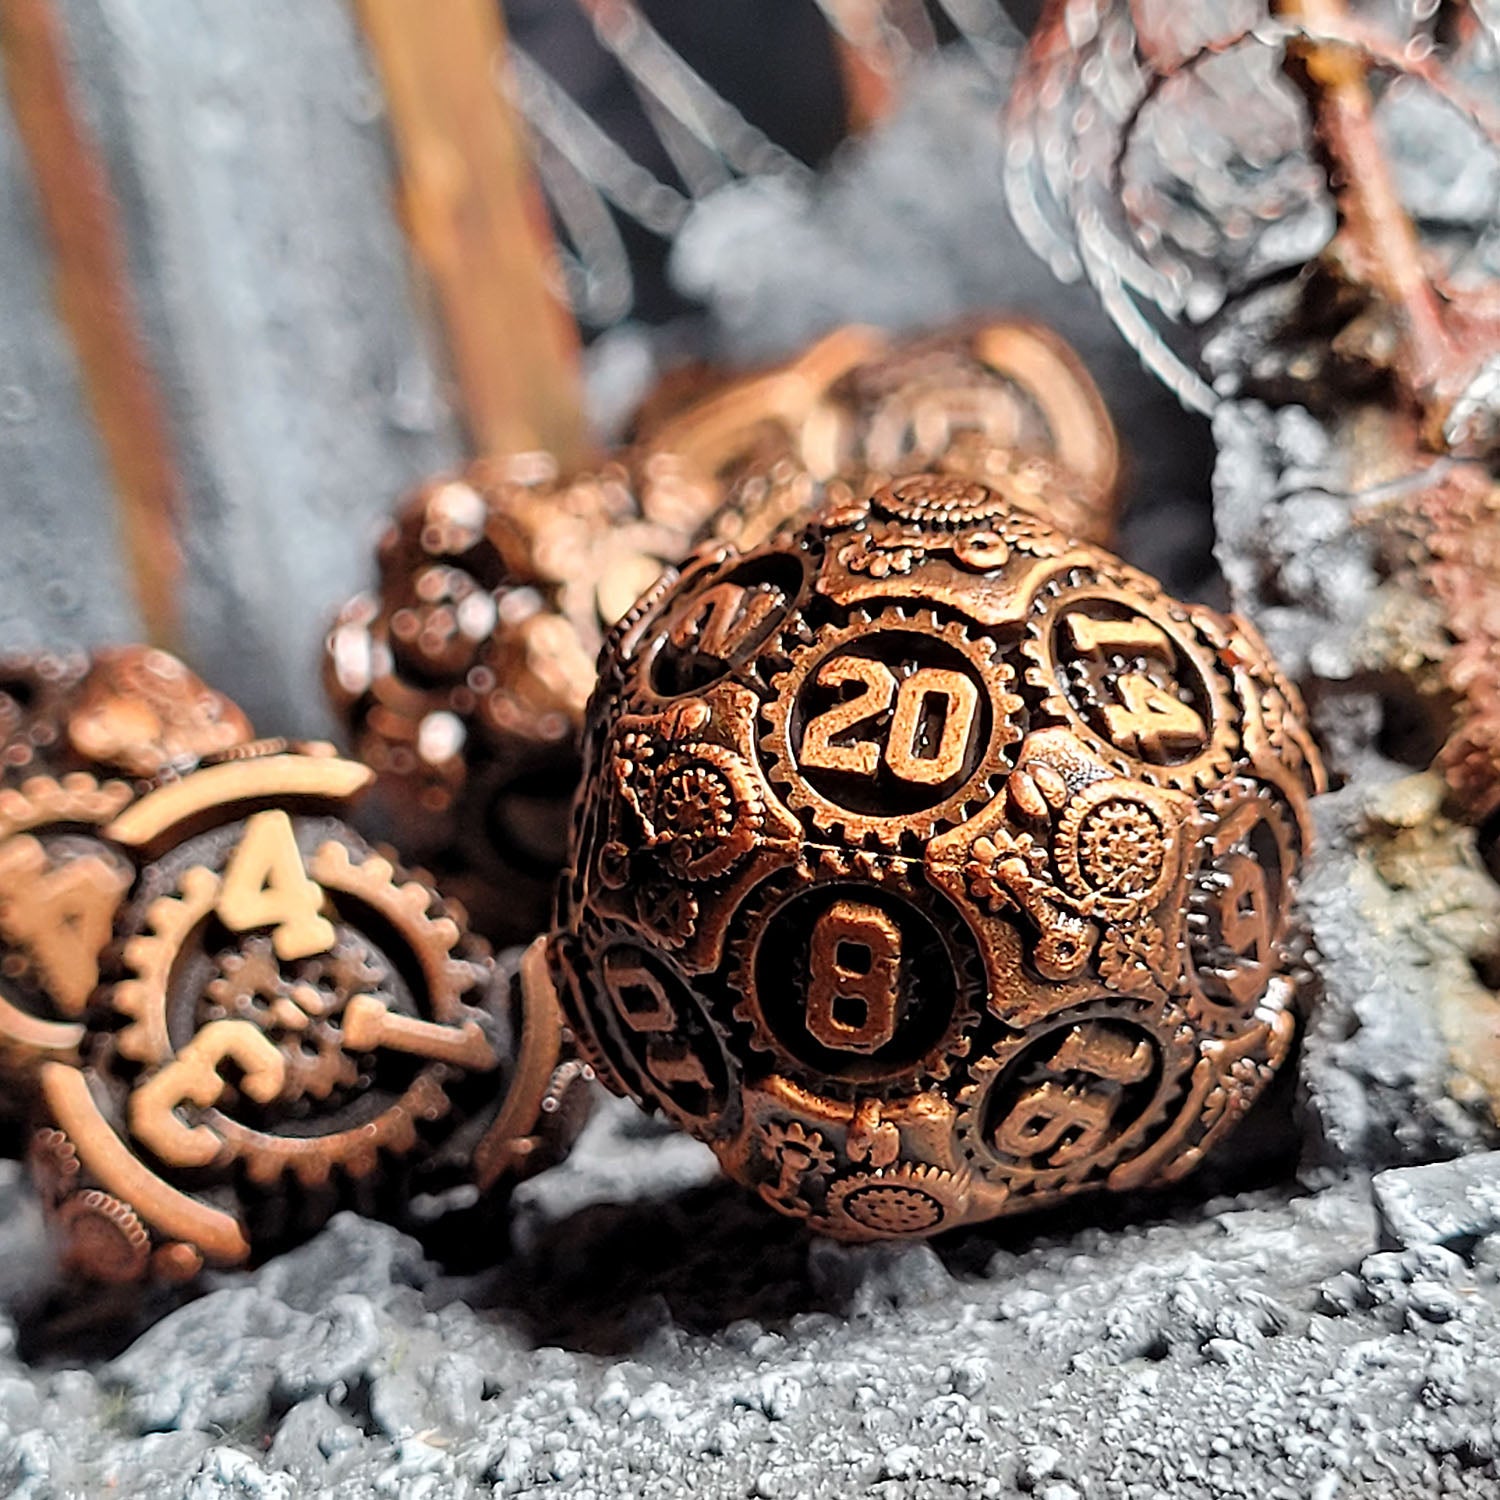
[0,661,586,1282]
[1,320,1323,1275]
[28,745,584,1282]
[324,318,1122,948]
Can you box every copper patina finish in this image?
[326,319,1121,943]
[24,744,586,1282]
[550,470,1324,1239]
[0,647,253,1104]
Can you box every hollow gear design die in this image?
[550,470,1325,1240]
[29,744,587,1282]
[325,319,1121,947]
[0,647,253,1110]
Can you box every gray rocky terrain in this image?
[6,1105,1500,1499]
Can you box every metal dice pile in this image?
[324,319,1120,947]
[0,316,1325,1276]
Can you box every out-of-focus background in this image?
[0,0,1216,733]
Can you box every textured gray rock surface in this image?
[1295,779,1500,1170]
[7,1111,1500,1499]
[1375,1153,1500,1250]
[1207,316,1500,1173]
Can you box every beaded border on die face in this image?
[554,471,1323,1239]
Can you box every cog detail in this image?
[57,1190,152,1284]
[641,743,765,883]
[1019,575,1240,794]
[757,1120,837,1216]
[955,998,1196,1203]
[0,772,135,842]
[108,822,495,1189]
[821,1162,972,1239]
[202,934,389,1103]
[870,473,1014,528]
[1054,780,1178,910]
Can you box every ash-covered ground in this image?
[6,48,1500,1500]
[6,1107,1500,1499]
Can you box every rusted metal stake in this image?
[1,0,185,647]
[1275,0,1489,441]
[356,0,590,467]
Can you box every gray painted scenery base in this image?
[5,1107,1500,1499]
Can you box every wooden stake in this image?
[822,1,902,130]
[1,0,184,646]
[356,0,590,466]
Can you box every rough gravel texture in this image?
[9,1108,1500,1500]
[1206,314,1500,1175]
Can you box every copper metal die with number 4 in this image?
[0,647,254,1107]
[26,745,586,1283]
[551,470,1325,1240]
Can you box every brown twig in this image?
[1275,0,1500,447]
[356,0,589,466]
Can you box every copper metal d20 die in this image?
[551,471,1324,1240]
